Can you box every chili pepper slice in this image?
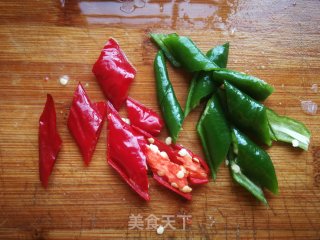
[185,42,229,117]
[206,42,229,69]
[145,144,192,200]
[212,69,274,101]
[107,102,150,201]
[39,94,62,188]
[92,38,136,110]
[126,97,164,136]
[154,50,184,143]
[197,93,232,180]
[150,33,181,68]
[224,81,272,146]
[228,150,267,205]
[184,72,217,118]
[161,34,221,72]
[232,127,278,194]
[224,81,311,149]
[171,144,209,185]
[228,127,278,204]
[68,83,107,166]
[133,126,209,187]
[267,109,311,150]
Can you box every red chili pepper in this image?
[39,94,62,188]
[68,83,107,166]
[107,101,150,201]
[133,126,209,199]
[171,144,209,185]
[92,38,136,110]
[126,97,164,136]
[144,143,192,200]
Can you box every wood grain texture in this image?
[0,0,319,239]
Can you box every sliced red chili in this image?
[68,83,106,166]
[107,101,150,201]
[39,94,62,188]
[92,38,136,110]
[133,126,209,186]
[153,175,192,200]
[126,97,163,136]
[145,144,192,200]
[171,145,209,185]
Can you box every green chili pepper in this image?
[212,69,274,101]
[151,33,220,71]
[228,151,267,205]
[184,43,229,117]
[154,50,184,143]
[267,109,311,150]
[206,42,229,68]
[224,81,272,146]
[224,81,311,150]
[184,72,217,117]
[197,93,232,179]
[228,127,278,204]
[150,33,181,68]
[231,127,278,194]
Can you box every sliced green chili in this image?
[185,43,229,117]
[150,33,181,68]
[224,81,311,150]
[151,33,220,71]
[184,72,217,117]
[154,50,184,143]
[206,42,229,68]
[224,81,272,146]
[231,128,278,194]
[212,69,274,101]
[197,93,231,179]
[228,127,278,204]
[228,151,267,205]
[267,109,311,150]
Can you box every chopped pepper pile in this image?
[38,34,311,205]
[151,32,311,204]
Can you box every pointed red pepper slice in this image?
[107,101,150,201]
[126,97,164,136]
[145,143,192,200]
[153,175,192,200]
[133,126,209,186]
[171,145,209,185]
[39,94,62,188]
[68,83,106,166]
[92,38,136,110]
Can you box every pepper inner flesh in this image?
[176,152,208,180]
[145,144,192,193]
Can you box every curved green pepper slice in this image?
[212,69,274,101]
[150,33,181,68]
[154,50,184,143]
[224,81,272,146]
[185,43,229,117]
[184,72,217,117]
[206,42,229,68]
[197,93,231,179]
[267,109,311,150]
[228,151,267,205]
[228,127,278,204]
[231,128,278,194]
[224,81,311,150]
[151,33,220,72]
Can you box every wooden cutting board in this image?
[0,0,319,239]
